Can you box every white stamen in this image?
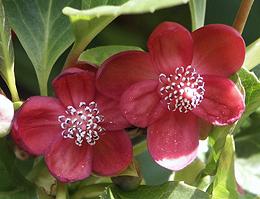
[57,101,105,146]
[158,65,205,113]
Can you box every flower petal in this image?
[0,94,14,137]
[192,24,245,77]
[148,22,193,74]
[95,92,130,131]
[147,112,199,171]
[92,130,132,176]
[192,75,245,125]
[45,138,93,182]
[96,51,157,99]
[120,80,165,128]
[198,119,212,140]
[52,67,96,107]
[69,61,98,73]
[12,96,64,155]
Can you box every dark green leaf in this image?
[100,182,210,199]
[3,0,81,95]
[79,45,142,65]
[0,138,39,199]
[136,150,171,185]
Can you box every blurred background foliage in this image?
[5,0,260,188]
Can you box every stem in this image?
[38,75,48,96]
[133,140,147,156]
[64,41,88,69]
[233,0,254,34]
[26,158,45,182]
[71,184,109,199]
[56,182,67,199]
[5,69,19,102]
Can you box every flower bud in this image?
[0,94,14,137]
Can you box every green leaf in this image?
[0,138,39,199]
[243,38,260,70]
[64,0,190,17]
[203,125,235,176]
[63,0,189,67]
[212,135,238,199]
[79,45,142,65]
[174,159,205,186]
[189,0,206,31]
[100,182,210,199]
[137,150,171,185]
[0,0,19,101]
[3,0,81,95]
[238,68,260,119]
[235,112,260,195]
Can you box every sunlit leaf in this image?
[79,45,142,65]
[243,38,260,70]
[212,135,238,199]
[189,0,206,31]
[62,0,189,67]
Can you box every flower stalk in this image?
[56,182,68,199]
[5,69,20,102]
[233,0,254,34]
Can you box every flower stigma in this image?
[58,101,105,146]
[159,65,205,113]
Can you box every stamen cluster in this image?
[159,66,205,113]
[58,101,105,146]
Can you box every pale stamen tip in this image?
[158,65,205,113]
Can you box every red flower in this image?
[96,22,245,170]
[12,65,132,182]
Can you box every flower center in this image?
[58,101,105,146]
[159,66,205,113]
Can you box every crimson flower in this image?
[12,65,132,182]
[96,22,245,170]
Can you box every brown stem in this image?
[233,0,254,34]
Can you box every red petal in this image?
[95,92,130,131]
[12,96,64,155]
[45,138,93,182]
[52,67,96,107]
[69,61,98,73]
[147,112,199,171]
[198,119,212,140]
[148,22,193,74]
[93,130,132,176]
[192,24,245,77]
[120,80,165,128]
[192,75,245,125]
[96,51,157,100]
